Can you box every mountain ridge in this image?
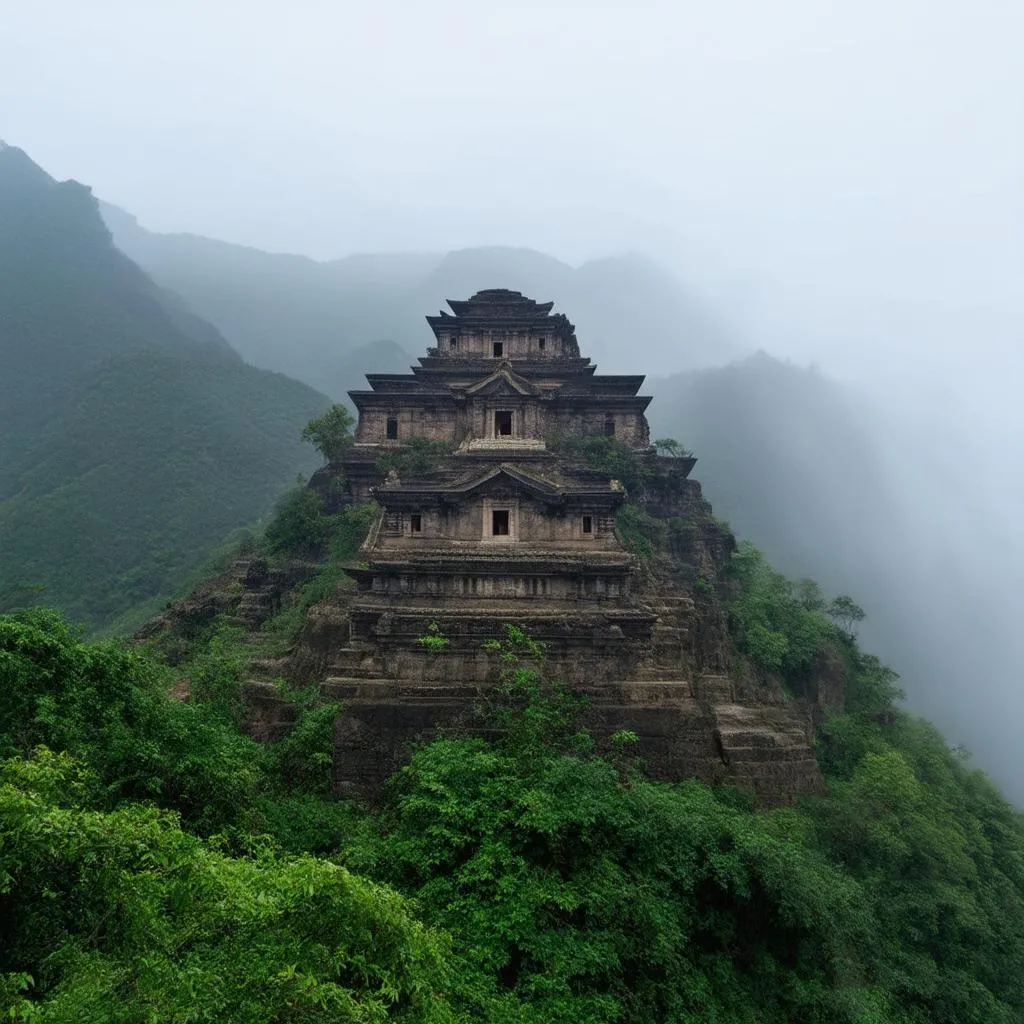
[0,146,330,630]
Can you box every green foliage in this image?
[264,489,374,559]
[806,720,1024,1023]
[652,436,694,458]
[264,483,331,555]
[377,436,454,478]
[827,594,867,635]
[0,749,457,1023]
[302,403,356,462]
[727,540,836,679]
[477,625,589,758]
[0,608,260,833]
[614,503,664,560]
[360,704,882,1022]
[0,609,341,844]
[5,553,1024,1022]
[261,501,376,646]
[0,148,328,633]
[549,435,651,494]
[417,621,451,653]
[329,501,378,560]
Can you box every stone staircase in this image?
[713,704,824,804]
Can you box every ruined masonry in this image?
[305,289,828,805]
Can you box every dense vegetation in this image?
[0,145,329,633]
[3,530,1023,1021]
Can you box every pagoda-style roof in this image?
[436,288,557,319]
[462,362,541,398]
[426,288,579,351]
[373,462,626,507]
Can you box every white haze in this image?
[3,1,1023,790]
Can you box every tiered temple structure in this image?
[339,289,657,670]
[320,289,828,803]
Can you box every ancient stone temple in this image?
[320,289,827,805]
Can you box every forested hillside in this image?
[0,145,329,631]
[3,524,1023,1021]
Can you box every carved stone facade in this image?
[325,290,828,805]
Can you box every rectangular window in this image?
[603,416,616,437]
[493,342,504,357]
[492,509,510,536]
[538,336,546,351]
[386,416,398,440]
[495,410,513,436]
[410,514,422,533]
[449,337,458,349]
[582,515,593,534]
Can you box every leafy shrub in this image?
[263,484,333,555]
[615,503,664,559]
[0,749,456,1023]
[376,436,454,478]
[301,403,355,463]
[549,435,652,494]
[727,540,836,679]
[0,608,261,833]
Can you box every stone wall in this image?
[433,328,575,362]
[354,397,650,448]
[379,497,620,546]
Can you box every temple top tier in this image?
[426,288,582,362]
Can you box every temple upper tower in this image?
[425,288,581,362]
[347,289,651,458]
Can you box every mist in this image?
[4,1,1023,792]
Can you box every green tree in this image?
[0,749,457,1023]
[358,656,886,1024]
[652,437,693,458]
[827,594,866,636]
[263,485,333,555]
[376,436,453,478]
[301,404,355,463]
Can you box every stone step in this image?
[693,677,735,702]
[322,677,478,702]
[717,743,813,762]
[612,680,695,703]
[248,656,290,677]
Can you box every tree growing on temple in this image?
[301,404,355,463]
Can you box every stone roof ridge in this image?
[443,463,558,497]
[445,289,555,319]
[462,361,542,397]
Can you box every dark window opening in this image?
[410,514,422,533]
[495,410,513,436]
[449,337,458,349]
[538,336,546,350]
[493,342,504,357]
[582,515,593,534]
[386,417,399,440]
[492,509,510,536]
[604,416,616,437]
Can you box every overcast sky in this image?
[4,0,1021,388]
